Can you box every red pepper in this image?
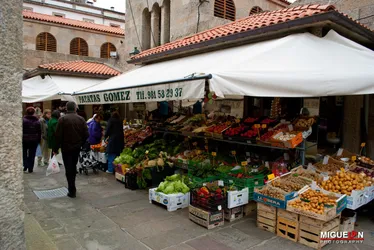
[237,173,243,178]
[200,187,210,195]
[216,188,222,194]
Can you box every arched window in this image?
[100,42,116,58]
[249,6,263,15]
[142,8,151,50]
[161,0,170,44]
[214,0,236,21]
[151,3,161,48]
[36,32,57,52]
[70,37,88,56]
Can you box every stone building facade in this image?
[125,0,290,67]
[0,0,25,249]
[23,17,126,70]
[22,0,126,71]
[292,0,374,29]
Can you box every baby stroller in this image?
[78,141,100,175]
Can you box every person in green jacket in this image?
[47,110,61,157]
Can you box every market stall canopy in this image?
[74,30,374,105]
[22,75,103,103]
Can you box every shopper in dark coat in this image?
[23,107,42,173]
[55,102,89,198]
[105,111,124,173]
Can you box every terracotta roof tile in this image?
[23,11,125,36]
[131,4,341,60]
[38,61,121,76]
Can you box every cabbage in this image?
[165,174,180,182]
[163,183,175,194]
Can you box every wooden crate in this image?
[243,201,257,217]
[278,209,299,221]
[277,215,299,242]
[298,216,340,249]
[257,202,277,214]
[189,205,224,230]
[257,203,277,233]
[224,206,243,222]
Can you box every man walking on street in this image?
[55,102,88,198]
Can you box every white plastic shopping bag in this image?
[46,156,60,176]
[55,153,64,166]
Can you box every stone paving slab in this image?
[58,212,117,234]
[74,227,149,250]
[54,236,83,250]
[187,236,234,250]
[23,167,374,250]
[163,243,196,250]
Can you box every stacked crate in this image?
[257,203,277,233]
[298,215,340,249]
[277,209,299,242]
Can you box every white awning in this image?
[22,75,103,103]
[74,30,374,105]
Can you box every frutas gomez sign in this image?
[76,80,205,105]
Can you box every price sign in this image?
[351,156,357,161]
[337,148,343,156]
[254,124,261,129]
[361,142,366,147]
[267,173,275,180]
[261,124,267,129]
[212,152,217,157]
[323,156,329,165]
[241,161,248,167]
[231,151,236,156]
[288,124,294,131]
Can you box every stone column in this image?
[161,3,170,45]
[0,0,26,249]
[342,95,363,153]
[150,8,160,48]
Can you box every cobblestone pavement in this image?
[24,165,374,250]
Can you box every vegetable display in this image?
[288,189,336,215]
[156,174,190,194]
[319,170,372,196]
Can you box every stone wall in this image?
[0,0,26,249]
[291,0,374,29]
[125,0,287,68]
[23,49,125,71]
[23,20,127,70]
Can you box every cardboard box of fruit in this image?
[290,166,324,184]
[270,131,303,149]
[253,185,298,209]
[312,156,347,176]
[287,188,346,221]
[331,148,356,166]
[314,170,372,210]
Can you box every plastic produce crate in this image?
[224,174,265,200]
[190,189,226,212]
